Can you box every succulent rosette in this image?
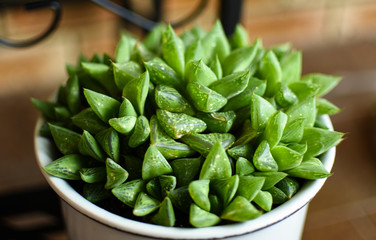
[32,21,343,228]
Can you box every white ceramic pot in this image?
[34,115,336,240]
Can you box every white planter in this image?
[34,115,336,240]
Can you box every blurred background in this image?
[0,0,376,239]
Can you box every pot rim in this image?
[34,115,336,239]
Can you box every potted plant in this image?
[32,21,343,239]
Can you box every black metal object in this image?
[0,1,61,48]
[220,0,243,36]
[0,187,64,240]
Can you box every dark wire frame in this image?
[0,1,62,48]
[0,0,242,48]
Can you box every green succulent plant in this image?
[32,21,343,228]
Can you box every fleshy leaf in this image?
[266,186,288,204]
[250,93,277,131]
[122,71,150,115]
[154,84,194,115]
[258,50,282,97]
[209,71,250,99]
[150,115,196,159]
[133,192,161,217]
[80,166,106,183]
[271,145,303,171]
[185,59,217,87]
[211,175,239,207]
[144,58,183,90]
[83,183,112,203]
[262,111,288,148]
[181,133,235,157]
[112,179,145,207]
[201,20,230,63]
[236,175,265,201]
[285,158,331,180]
[253,140,278,172]
[253,190,273,211]
[118,98,138,118]
[236,157,255,176]
[152,197,176,227]
[170,157,202,187]
[95,128,120,162]
[276,177,300,199]
[301,73,341,97]
[188,179,211,212]
[230,24,250,49]
[252,171,288,190]
[83,88,121,122]
[189,204,220,228]
[227,143,254,160]
[44,154,90,180]
[162,25,185,78]
[301,127,343,158]
[66,74,81,114]
[71,108,108,135]
[186,82,227,112]
[49,123,81,155]
[222,46,257,75]
[128,115,150,148]
[142,145,173,180]
[156,109,206,139]
[79,130,106,162]
[115,32,137,63]
[221,196,262,222]
[109,116,137,135]
[285,95,316,128]
[280,117,305,143]
[199,141,232,180]
[316,98,341,115]
[105,158,129,189]
[159,175,177,198]
[280,50,302,85]
[185,39,203,63]
[197,111,236,133]
[112,61,142,89]
[81,62,119,96]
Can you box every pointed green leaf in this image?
[152,197,176,227]
[156,109,206,139]
[221,196,262,222]
[182,133,235,157]
[146,178,162,200]
[223,77,266,111]
[95,128,120,162]
[197,111,236,133]
[271,145,303,171]
[233,119,261,147]
[227,143,254,160]
[280,117,305,143]
[105,158,129,189]
[222,46,257,75]
[201,20,230,63]
[150,115,196,159]
[144,58,183,90]
[286,158,331,180]
[142,145,173,180]
[118,98,137,118]
[143,23,166,52]
[253,190,273,211]
[189,203,220,228]
[66,74,81,114]
[170,157,202,187]
[188,179,211,211]
[208,55,222,79]
[80,166,106,183]
[44,154,90,180]
[133,192,161,217]
[185,59,218,86]
[31,98,57,120]
[81,62,119,96]
[250,93,277,131]
[167,186,192,214]
[128,115,150,148]
[71,108,108,135]
[275,82,298,108]
[122,71,150,115]
[262,111,288,148]
[159,175,177,198]
[115,32,137,63]
[236,175,265,201]
[286,95,316,128]
[316,98,341,115]
[162,25,185,78]
[199,141,232,180]
[112,61,142,89]
[230,24,250,49]
[83,88,121,122]
[275,177,300,199]
[266,186,288,205]
[209,71,250,99]
[83,183,112,203]
[186,82,227,112]
[79,130,106,161]
[49,123,81,155]
[288,81,319,101]
[259,50,282,97]
[236,157,255,176]
[112,179,146,207]
[253,140,278,172]
[154,84,194,115]
[252,171,288,190]
[109,116,137,135]
[301,73,341,97]
[185,39,203,63]
[211,175,239,207]
[301,127,343,158]
[280,50,302,85]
